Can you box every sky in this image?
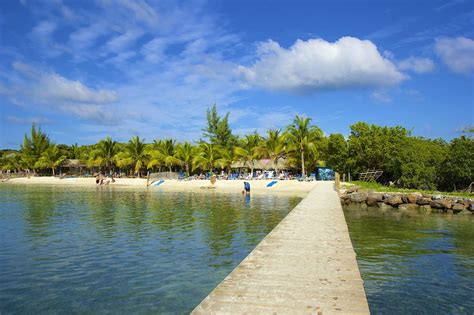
[0,0,473,149]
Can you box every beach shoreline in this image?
[1,176,318,197]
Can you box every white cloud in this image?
[36,73,117,104]
[370,90,392,103]
[6,115,51,125]
[3,63,118,122]
[238,37,406,92]
[30,20,56,39]
[398,57,435,73]
[105,29,143,53]
[435,37,474,74]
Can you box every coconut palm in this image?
[192,142,221,173]
[89,136,117,172]
[174,141,194,176]
[216,147,234,175]
[256,129,287,175]
[115,136,147,177]
[285,115,323,177]
[35,145,67,175]
[234,133,262,177]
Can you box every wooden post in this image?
[335,172,340,192]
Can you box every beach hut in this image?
[60,159,87,176]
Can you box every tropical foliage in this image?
[1,107,472,192]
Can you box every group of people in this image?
[95,173,115,185]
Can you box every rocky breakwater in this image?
[340,186,474,215]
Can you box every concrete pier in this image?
[192,181,370,314]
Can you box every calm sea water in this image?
[344,207,474,314]
[0,185,301,314]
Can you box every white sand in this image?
[2,176,318,197]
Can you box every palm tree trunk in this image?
[301,148,305,177]
[185,164,190,177]
[52,167,55,176]
[274,158,278,176]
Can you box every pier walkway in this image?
[192,181,370,314]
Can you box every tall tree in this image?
[20,123,51,171]
[285,115,322,176]
[192,142,221,173]
[35,145,67,175]
[90,136,118,172]
[202,104,235,148]
[115,136,147,177]
[327,134,348,173]
[439,136,474,191]
[234,132,262,177]
[257,129,287,175]
[174,142,194,176]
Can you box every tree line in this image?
[1,105,472,192]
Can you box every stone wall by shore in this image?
[340,186,474,215]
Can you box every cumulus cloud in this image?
[398,57,435,73]
[2,62,118,122]
[435,37,474,74]
[238,37,406,92]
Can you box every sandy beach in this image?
[2,176,318,197]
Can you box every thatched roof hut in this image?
[61,159,87,168]
[231,158,288,170]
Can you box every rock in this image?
[385,195,403,207]
[349,192,368,203]
[432,194,443,200]
[383,193,392,200]
[407,193,420,204]
[417,197,431,205]
[470,203,474,211]
[366,192,382,206]
[346,186,360,193]
[459,210,473,215]
[399,203,420,211]
[452,203,466,212]
[447,209,454,215]
[378,202,393,211]
[366,196,378,207]
[430,199,452,209]
[418,205,432,214]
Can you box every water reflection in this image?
[0,185,301,314]
[344,207,474,314]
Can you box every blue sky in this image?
[0,0,473,148]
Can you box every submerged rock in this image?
[452,203,466,212]
[418,205,432,214]
[378,202,393,211]
[399,203,420,212]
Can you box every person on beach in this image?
[243,181,251,195]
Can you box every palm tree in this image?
[192,142,221,173]
[146,138,181,172]
[257,129,287,175]
[174,141,194,176]
[285,115,322,177]
[216,146,234,175]
[35,145,67,175]
[115,136,147,177]
[234,133,262,177]
[90,136,117,172]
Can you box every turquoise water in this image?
[0,185,301,314]
[344,208,474,314]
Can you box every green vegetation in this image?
[0,106,472,193]
[346,181,472,198]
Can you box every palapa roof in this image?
[231,158,288,170]
[61,159,87,168]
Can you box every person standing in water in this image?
[243,181,251,195]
